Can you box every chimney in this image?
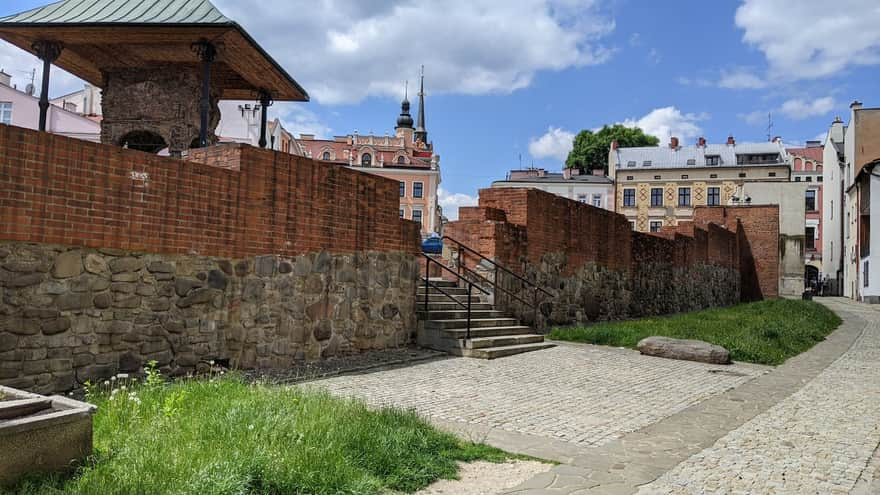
[726,134,735,146]
[697,136,706,147]
[0,71,10,87]
[850,100,863,110]
[610,140,619,151]
[833,115,843,123]
[669,136,679,149]
[772,136,781,143]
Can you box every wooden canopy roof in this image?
[0,0,309,101]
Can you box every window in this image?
[626,176,634,180]
[413,181,424,198]
[0,102,11,125]
[411,210,422,225]
[707,187,720,206]
[795,176,802,182]
[706,155,720,166]
[654,175,661,180]
[322,151,331,160]
[678,187,691,206]
[577,194,587,203]
[686,159,696,166]
[805,190,816,212]
[650,187,663,207]
[768,172,776,177]
[629,221,636,231]
[361,153,372,166]
[397,155,405,164]
[710,174,718,179]
[626,161,636,168]
[806,176,812,182]
[591,194,602,208]
[818,176,823,182]
[805,226,816,250]
[738,172,747,178]
[399,181,405,197]
[623,188,636,207]
[681,174,688,179]
[399,209,404,218]
[649,221,662,232]
[643,160,652,167]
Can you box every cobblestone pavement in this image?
[637,299,880,494]
[312,341,764,449]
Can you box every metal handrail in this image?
[421,254,489,339]
[442,236,553,297]
[441,235,553,326]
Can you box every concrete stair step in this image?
[462,342,556,359]
[438,325,533,338]
[418,286,472,296]
[424,317,518,330]
[418,294,484,303]
[464,334,545,349]
[417,309,506,320]
[425,278,459,288]
[419,302,493,311]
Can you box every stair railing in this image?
[441,235,553,327]
[422,254,490,340]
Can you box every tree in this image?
[565,124,659,173]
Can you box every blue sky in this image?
[1,0,878,218]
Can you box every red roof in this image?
[787,147,823,163]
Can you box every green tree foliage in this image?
[565,124,659,172]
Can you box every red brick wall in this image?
[693,205,780,299]
[0,125,419,257]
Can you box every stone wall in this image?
[0,242,418,394]
[446,188,750,330]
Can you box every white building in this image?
[821,101,880,303]
[50,83,102,117]
[491,168,614,210]
[0,71,100,142]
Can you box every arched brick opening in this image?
[118,130,167,154]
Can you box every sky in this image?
[1,0,879,219]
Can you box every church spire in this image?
[414,65,427,144]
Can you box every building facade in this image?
[609,136,790,232]
[786,143,824,287]
[49,83,102,117]
[822,101,880,302]
[491,168,614,210]
[0,70,100,142]
[297,75,442,236]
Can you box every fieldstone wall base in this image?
[0,242,419,394]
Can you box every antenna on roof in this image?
[766,112,774,142]
[518,153,522,168]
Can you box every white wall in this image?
[492,182,614,211]
[862,175,880,300]
[0,84,100,142]
[821,129,842,284]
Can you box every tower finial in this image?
[414,65,428,144]
[396,79,414,130]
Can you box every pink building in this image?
[787,142,824,287]
[297,74,442,236]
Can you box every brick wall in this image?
[444,188,773,328]
[693,205,780,299]
[0,125,420,258]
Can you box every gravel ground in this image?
[242,346,446,384]
[416,460,552,495]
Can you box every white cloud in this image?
[277,105,332,139]
[738,110,768,125]
[778,96,836,120]
[0,42,84,96]
[621,107,707,141]
[438,187,478,221]
[215,0,615,104]
[529,126,575,161]
[735,0,880,80]
[718,67,766,89]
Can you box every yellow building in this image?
[608,136,790,232]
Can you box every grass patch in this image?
[549,299,841,365]
[6,372,524,495]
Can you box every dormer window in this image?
[322,151,331,160]
[686,159,696,166]
[706,155,720,166]
[361,153,372,166]
[626,161,636,168]
[397,155,405,164]
[642,160,652,167]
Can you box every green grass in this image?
[549,299,841,365]
[6,375,525,495]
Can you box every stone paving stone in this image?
[636,299,880,494]
[311,342,764,449]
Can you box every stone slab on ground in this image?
[636,336,731,365]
